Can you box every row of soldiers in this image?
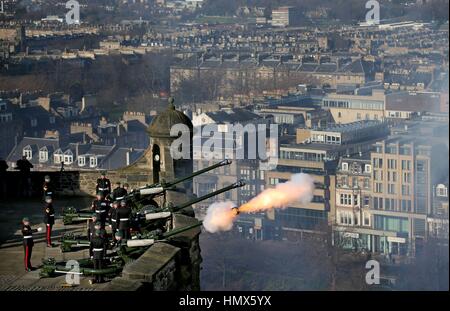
[85,174,132,284]
[21,172,132,283]
[22,175,56,272]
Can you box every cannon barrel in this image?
[138,221,203,241]
[168,180,245,213]
[127,160,233,200]
[62,207,95,225]
[164,159,232,188]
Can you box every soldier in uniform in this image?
[43,196,55,247]
[89,221,106,257]
[89,229,107,284]
[96,171,111,198]
[91,191,110,228]
[42,175,54,200]
[87,214,98,241]
[110,182,127,201]
[123,183,130,194]
[21,218,42,272]
[108,201,119,244]
[116,200,132,239]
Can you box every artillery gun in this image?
[59,180,246,252]
[40,221,204,278]
[61,160,233,225]
[136,180,245,233]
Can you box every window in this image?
[373,197,383,210]
[357,113,361,120]
[363,196,370,206]
[31,118,37,127]
[54,150,63,164]
[78,156,86,167]
[403,172,411,183]
[416,161,426,172]
[340,193,353,206]
[387,159,397,169]
[388,171,397,182]
[388,184,396,194]
[90,157,98,168]
[364,213,370,226]
[341,162,348,171]
[23,146,32,160]
[374,215,409,233]
[436,185,448,197]
[401,199,412,212]
[352,177,358,188]
[386,146,397,154]
[339,211,353,225]
[374,183,383,193]
[63,150,73,165]
[401,160,411,171]
[399,146,411,155]
[373,158,383,168]
[364,164,371,173]
[402,185,410,196]
[363,178,370,189]
[39,149,48,163]
[374,170,383,181]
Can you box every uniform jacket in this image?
[90,235,106,260]
[96,178,111,194]
[22,225,35,247]
[116,207,132,230]
[43,203,55,225]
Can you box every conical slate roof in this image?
[147,97,193,138]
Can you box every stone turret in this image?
[147,97,193,185]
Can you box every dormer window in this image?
[342,162,348,171]
[54,149,63,164]
[23,145,32,160]
[39,147,49,163]
[365,164,372,173]
[90,156,98,168]
[78,156,86,167]
[63,150,73,165]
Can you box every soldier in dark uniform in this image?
[90,191,110,228]
[88,221,106,257]
[108,201,119,243]
[110,182,127,201]
[123,183,130,194]
[43,196,55,247]
[96,171,111,198]
[87,214,98,241]
[89,229,107,284]
[116,200,132,239]
[21,218,42,272]
[43,175,54,200]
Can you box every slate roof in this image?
[204,108,262,123]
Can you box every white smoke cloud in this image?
[203,173,315,233]
[203,201,237,233]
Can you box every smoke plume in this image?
[203,173,315,233]
[203,201,237,233]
